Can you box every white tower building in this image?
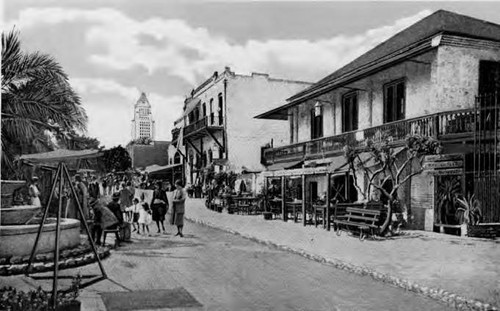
[131,92,155,140]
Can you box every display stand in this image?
[25,162,107,309]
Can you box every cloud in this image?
[9,7,433,84]
[70,77,184,148]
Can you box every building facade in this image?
[257,10,500,233]
[176,67,313,192]
[131,92,155,140]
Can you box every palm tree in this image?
[1,29,87,178]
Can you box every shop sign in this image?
[423,161,463,169]
[426,168,463,176]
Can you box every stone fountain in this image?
[0,180,80,258]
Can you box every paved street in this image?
[72,220,452,310]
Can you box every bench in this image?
[333,207,382,240]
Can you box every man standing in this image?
[89,176,100,200]
[74,174,89,224]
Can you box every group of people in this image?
[90,179,188,246]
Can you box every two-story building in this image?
[256,10,500,232]
[177,67,313,193]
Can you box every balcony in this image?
[184,116,224,139]
[262,107,494,165]
[171,128,180,142]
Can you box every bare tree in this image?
[343,132,441,234]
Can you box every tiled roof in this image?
[289,10,500,102]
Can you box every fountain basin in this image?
[0,218,80,257]
[1,205,42,225]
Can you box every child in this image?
[126,198,141,234]
[138,202,152,236]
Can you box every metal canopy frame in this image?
[25,162,107,309]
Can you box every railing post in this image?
[433,114,439,139]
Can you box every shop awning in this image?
[266,160,303,171]
[145,163,183,175]
[19,149,103,163]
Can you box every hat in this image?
[32,176,39,180]
[112,192,120,199]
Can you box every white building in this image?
[176,67,313,192]
[131,92,155,140]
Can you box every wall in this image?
[127,141,169,169]
[226,73,312,171]
[434,44,500,111]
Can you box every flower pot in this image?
[263,212,273,220]
[56,300,81,311]
[1,180,26,208]
[460,223,467,237]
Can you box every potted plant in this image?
[456,193,482,237]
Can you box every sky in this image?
[3,1,500,149]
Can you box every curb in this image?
[186,215,498,311]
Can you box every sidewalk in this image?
[184,199,500,311]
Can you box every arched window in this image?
[209,99,214,125]
[174,152,181,164]
[202,103,206,118]
[217,93,223,125]
[208,149,213,164]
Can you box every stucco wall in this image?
[225,74,312,171]
[434,45,500,111]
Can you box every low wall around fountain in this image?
[1,205,42,225]
[0,218,81,258]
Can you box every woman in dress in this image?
[171,179,187,237]
[28,176,42,207]
[151,182,167,234]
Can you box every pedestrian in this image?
[138,202,152,236]
[89,176,100,200]
[102,178,108,196]
[28,176,42,207]
[75,174,89,227]
[151,182,167,234]
[126,181,135,220]
[119,182,133,221]
[126,198,141,234]
[171,179,187,237]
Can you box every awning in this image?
[19,149,103,163]
[266,160,303,171]
[145,163,183,175]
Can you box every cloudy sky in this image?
[4,1,500,148]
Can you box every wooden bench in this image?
[333,207,382,240]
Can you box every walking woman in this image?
[151,182,167,234]
[171,179,187,237]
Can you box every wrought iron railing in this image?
[262,107,485,165]
[184,116,224,137]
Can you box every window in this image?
[209,99,214,125]
[479,60,500,95]
[290,108,299,143]
[202,103,207,117]
[384,79,405,123]
[218,93,223,125]
[310,106,323,140]
[342,92,358,132]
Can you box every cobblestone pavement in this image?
[1,221,451,310]
[184,199,500,310]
